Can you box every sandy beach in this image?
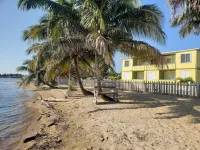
[15,85,200,150]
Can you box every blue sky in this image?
[0,0,199,74]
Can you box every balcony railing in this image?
[132,63,176,71]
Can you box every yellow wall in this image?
[176,69,196,80]
[197,51,200,68]
[176,50,197,69]
[121,50,200,82]
[196,70,200,82]
[122,71,133,81]
[163,71,175,80]
[122,58,133,72]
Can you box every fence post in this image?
[166,82,168,95]
[174,82,176,95]
[186,82,189,97]
[163,81,165,95]
[197,83,200,98]
[128,81,131,91]
[170,82,173,95]
[192,83,196,97]
[180,82,183,97]
[177,82,179,96]
[158,81,161,94]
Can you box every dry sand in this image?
[15,85,200,150]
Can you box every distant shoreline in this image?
[0,77,22,78]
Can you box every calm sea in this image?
[0,78,34,150]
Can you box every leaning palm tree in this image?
[22,12,95,95]
[18,0,166,99]
[16,55,55,87]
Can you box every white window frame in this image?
[123,72,130,80]
[147,71,156,80]
[180,71,190,78]
[124,60,130,67]
[180,53,192,63]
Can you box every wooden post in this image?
[189,82,192,97]
[180,82,183,97]
[145,81,147,92]
[177,82,179,96]
[192,83,195,97]
[93,89,98,104]
[171,82,174,95]
[197,83,200,98]
[186,82,189,97]
[163,81,165,94]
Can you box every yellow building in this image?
[121,48,200,82]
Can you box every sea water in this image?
[0,78,34,150]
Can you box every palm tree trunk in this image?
[68,63,72,92]
[95,52,115,102]
[39,77,57,88]
[95,52,102,93]
[74,58,93,96]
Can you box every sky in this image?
[0,0,200,74]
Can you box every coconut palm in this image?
[21,11,94,95]
[18,0,166,96]
[16,55,56,87]
[168,0,200,15]
[170,6,200,38]
[168,0,200,38]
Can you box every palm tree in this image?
[168,0,200,38]
[168,0,200,15]
[16,55,56,87]
[21,12,95,95]
[170,6,200,38]
[77,0,166,92]
[18,0,166,98]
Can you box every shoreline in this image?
[13,85,67,150]
[13,84,200,149]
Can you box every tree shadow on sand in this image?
[88,90,200,124]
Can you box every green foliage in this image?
[169,0,200,38]
[108,74,121,80]
[176,77,194,83]
[17,0,168,92]
[184,77,195,83]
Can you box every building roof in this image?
[121,48,200,59]
[162,48,200,55]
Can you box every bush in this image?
[176,77,194,83]
[184,77,194,83]
[108,76,118,80]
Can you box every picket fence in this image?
[82,80,200,98]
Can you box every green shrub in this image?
[176,77,194,83]
[184,77,194,83]
[108,76,118,80]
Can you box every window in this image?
[147,71,156,80]
[167,58,171,63]
[181,71,190,78]
[137,72,144,79]
[166,72,171,80]
[181,53,192,63]
[124,60,130,67]
[123,72,130,80]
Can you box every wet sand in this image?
[15,85,200,150]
